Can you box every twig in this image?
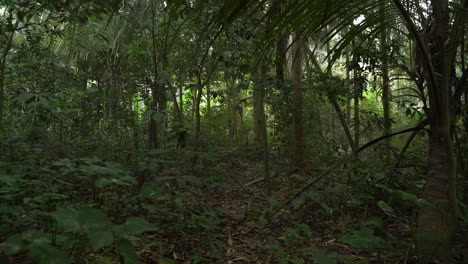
[243,177,265,187]
[385,118,429,184]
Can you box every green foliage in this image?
[340,226,385,249]
[1,204,156,263]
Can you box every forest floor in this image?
[203,159,275,263]
[138,154,418,263]
[178,158,369,264]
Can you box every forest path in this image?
[203,159,275,263]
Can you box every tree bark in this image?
[253,61,271,193]
[330,96,356,152]
[291,32,304,168]
[415,1,458,261]
[206,82,211,137]
[346,44,351,125]
[253,66,267,150]
[380,2,391,159]
[195,70,203,151]
[148,0,160,149]
[274,0,287,93]
[353,68,360,149]
[0,20,17,124]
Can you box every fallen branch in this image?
[272,119,428,218]
[243,177,265,187]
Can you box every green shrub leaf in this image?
[88,230,114,251]
[115,239,138,264]
[115,217,157,236]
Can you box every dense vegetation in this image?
[0,0,467,263]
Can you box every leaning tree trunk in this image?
[291,32,304,168]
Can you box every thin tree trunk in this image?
[0,20,18,124]
[206,82,211,136]
[195,70,203,151]
[253,66,266,150]
[226,77,238,144]
[380,2,391,160]
[276,36,287,91]
[253,60,271,193]
[291,32,304,168]
[353,69,360,149]
[148,0,161,149]
[330,96,356,152]
[274,0,287,93]
[346,47,351,125]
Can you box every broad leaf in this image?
[28,244,71,264]
[52,207,80,232]
[115,239,138,264]
[310,248,336,264]
[114,217,157,237]
[340,227,384,249]
[88,230,114,251]
[377,200,396,217]
[77,207,112,229]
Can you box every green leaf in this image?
[114,217,156,237]
[391,190,418,204]
[346,199,364,209]
[0,234,25,255]
[375,184,418,205]
[159,258,177,264]
[362,217,385,230]
[52,207,80,232]
[377,200,396,217]
[310,248,336,264]
[17,93,35,103]
[88,230,114,251]
[340,227,384,249]
[28,244,71,264]
[94,177,134,188]
[292,197,305,209]
[115,239,138,264]
[77,207,112,229]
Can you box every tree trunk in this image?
[226,77,238,144]
[380,4,391,159]
[253,60,271,193]
[148,84,160,149]
[0,21,17,124]
[416,127,457,262]
[330,96,356,152]
[415,1,458,261]
[353,69,360,149]
[253,66,267,150]
[346,46,351,125]
[148,0,160,149]
[195,71,203,151]
[291,32,304,168]
[274,0,287,93]
[206,82,211,137]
